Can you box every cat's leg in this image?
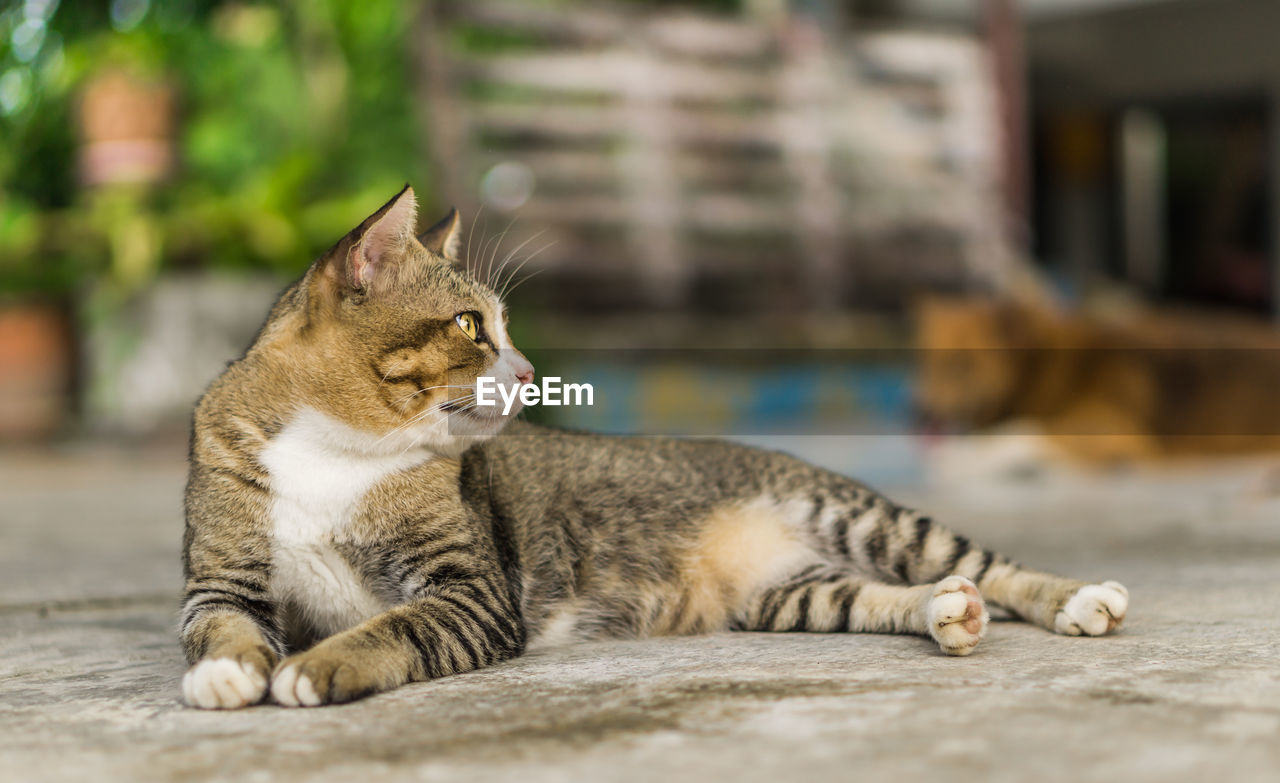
[733,565,988,655]
[896,513,1127,636]
[180,578,282,710]
[270,580,523,707]
[804,490,1128,636]
[181,611,280,710]
[180,467,285,709]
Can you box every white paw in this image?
[928,575,989,656]
[182,658,268,709]
[1055,581,1128,636]
[270,663,321,707]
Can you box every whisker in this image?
[500,239,556,293]
[485,215,519,290]
[392,384,474,406]
[477,214,502,283]
[374,394,463,444]
[502,267,547,299]
[491,229,546,295]
[464,203,484,275]
[499,240,558,300]
[474,221,496,283]
[476,215,507,289]
[374,409,445,447]
[377,361,408,389]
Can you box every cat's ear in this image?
[327,185,418,293]
[418,207,462,260]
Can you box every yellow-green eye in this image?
[454,312,479,341]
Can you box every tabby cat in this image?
[181,187,1128,709]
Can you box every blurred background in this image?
[2,0,1279,485]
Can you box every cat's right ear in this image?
[321,185,418,295]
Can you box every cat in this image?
[180,187,1128,709]
[915,296,1280,465]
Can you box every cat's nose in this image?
[513,357,535,387]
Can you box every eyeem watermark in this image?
[475,376,594,415]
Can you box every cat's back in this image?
[478,421,764,483]
[467,421,829,528]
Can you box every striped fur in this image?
[180,190,1128,709]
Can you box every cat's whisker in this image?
[474,213,500,283]
[490,230,546,294]
[394,392,449,409]
[485,215,519,290]
[411,393,487,445]
[496,250,547,302]
[464,202,484,275]
[476,214,510,290]
[378,364,404,389]
[392,384,474,406]
[374,417,431,447]
[499,240,557,300]
[381,391,486,454]
[500,238,557,291]
[374,401,454,447]
[490,227,543,283]
[501,267,547,300]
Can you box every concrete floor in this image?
[2,441,1279,783]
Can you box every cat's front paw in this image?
[1055,581,1128,636]
[927,575,989,656]
[271,648,383,707]
[182,657,269,709]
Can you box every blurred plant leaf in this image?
[1,0,430,297]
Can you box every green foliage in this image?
[0,0,430,297]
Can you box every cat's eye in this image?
[455,312,479,341]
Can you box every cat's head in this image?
[279,185,534,456]
[913,297,1031,429]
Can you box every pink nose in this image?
[514,359,535,387]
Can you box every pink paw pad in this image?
[928,576,990,656]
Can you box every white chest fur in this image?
[260,408,435,638]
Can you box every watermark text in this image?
[475,376,594,415]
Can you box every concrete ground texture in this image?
[2,440,1279,783]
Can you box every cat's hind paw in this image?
[182,658,269,709]
[928,575,989,656]
[1055,581,1128,636]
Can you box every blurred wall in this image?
[1029,0,1280,315]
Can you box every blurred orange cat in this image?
[914,297,1280,464]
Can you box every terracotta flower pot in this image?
[0,303,72,441]
[79,69,175,186]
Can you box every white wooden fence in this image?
[415,0,1019,310]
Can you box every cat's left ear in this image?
[418,207,462,261]
[327,184,418,293]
